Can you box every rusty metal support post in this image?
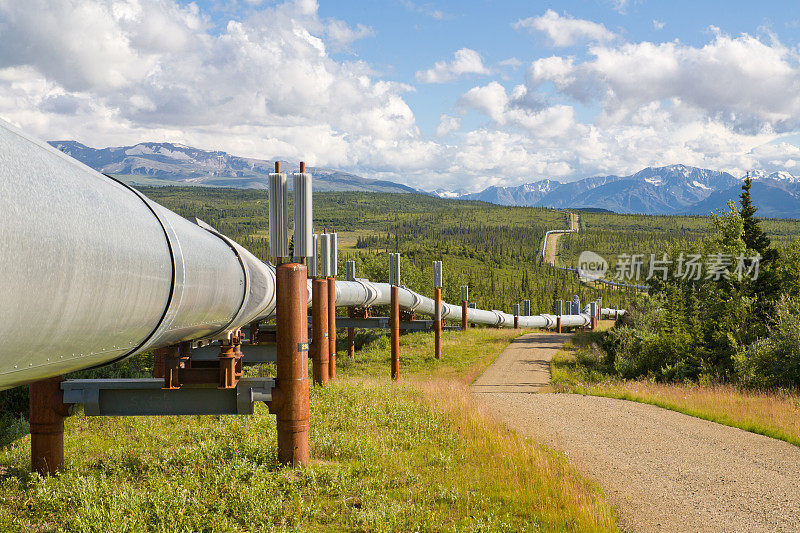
[272,262,310,466]
[514,315,519,329]
[434,287,442,360]
[557,315,562,333]
[29,376,70,475]
[391,284,400,381]
[327,277,336,381]
[347,327,355,359]
[311,277,329,386]
[461,300,468,331]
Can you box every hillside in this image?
[47,140,419,193]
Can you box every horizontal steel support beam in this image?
[61,377,274,416]
[335,317,433,331]
[190,343,277,363]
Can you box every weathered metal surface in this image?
[311,278,329,385]
[327,277,336,381]
[273,263,309,466]
[30,376,70,475]
[391,285,400,381]
[434,288,442,360]
[190,343,277,363]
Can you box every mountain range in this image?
[47,140,418,193]
[49,140,800,218]
[458,165,800,218]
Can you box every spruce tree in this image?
[740,173,779,319]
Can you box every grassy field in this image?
[0,329,619,532]
[551,333,800,447]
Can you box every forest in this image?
[573,177,800,389]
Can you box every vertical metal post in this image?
[557,315,562,333]
[273,262,309,466]
[327,277,336,380]
[513,303,519,329]
[434,287,442,360]
[460,285,469,330]
[590,301,597,331]
[347,325,355,359]
[523,299,530,317]
[29,376,69,475]
[345,259,356,359]
[391,285,400,381]
[311,278,329,385]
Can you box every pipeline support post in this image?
[461,301,468,331]
[391,285,400,381]
[272,262,310,466]
[327,277,336,380]
[311,278,329,386]
[347,308,355,360]
[557,315,562,333]
[29,376,71,475]
[434,287,442,360]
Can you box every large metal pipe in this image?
[0,119,276,391]
[0,119,621,390]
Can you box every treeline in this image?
[598,178,800,389]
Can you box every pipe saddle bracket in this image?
[61,377,274,416]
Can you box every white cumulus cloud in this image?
[513,10,616,47]
[415,48,491,83]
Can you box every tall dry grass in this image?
[579,381,800,446]
[416,378,619,532]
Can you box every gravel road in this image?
[471,332,800,532]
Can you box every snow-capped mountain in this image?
[460,179,563,206]
[452,165,800,218]
[47,140,419,193]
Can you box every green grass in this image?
[336,327,522,381]
[0,329,619,532]
[551,335,800,449]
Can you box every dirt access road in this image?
[471,332,800,532]
[544,213,578,266]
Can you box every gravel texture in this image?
[471,332,800,533]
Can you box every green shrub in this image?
[735,297,800,389]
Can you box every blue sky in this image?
[2,0,800,191]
